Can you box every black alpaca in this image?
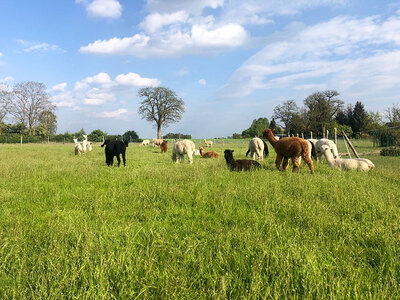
[101,140,129,167]
[224,149,261,172]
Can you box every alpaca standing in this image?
[224,149,261,171]
[160,140,168,153]
[153,138,163,147]
[140,140,150,146]
[245,137,269,161]
[101,140,129,167]
[263,129,314,174]
[320,145,374,171]
[171,140,196,164]
[82,134,88,152]
[204,139,213,147]
[73,138,84,155]
[199,147,219,158]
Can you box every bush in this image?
[380,147,400,156]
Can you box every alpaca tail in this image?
[245,149,250,157]
[310,142,317,160]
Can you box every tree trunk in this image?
[157,124,162,139]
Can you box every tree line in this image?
[232,90,400,139]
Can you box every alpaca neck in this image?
[264,130,278,147]
[200,149,205,157]
[324,150,336,168]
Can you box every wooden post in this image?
[326,130,329,139]
[334,128,337,145]
[21,136,22,145]
[323,126,326,138]
[48,136,50,144]
[301,133,304,139]
[310,131,313,139]
[296,133,299,137]
[343,131,360,158]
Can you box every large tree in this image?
[138,87,185,139]
[304,90,343,135]
[272,100,299,134]
[241,117,269,137]
[8,81,55,136]
[38,110,57,135]
[351,101,370,133]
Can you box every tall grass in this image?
[0,141,399,298]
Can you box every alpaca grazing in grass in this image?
[199,147,219,158]
[320,145,375,171]
[224,149,261,171]
[140,139,150,146]
[204,139,213,147]
[160,140,168,153]
[171,140,196,164]
[315,139,339,162]
[263,128,314,174]
[245,137,269,161]
[153,138,163,147]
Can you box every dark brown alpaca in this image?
[224,149,261,172]
[160,140,168,153]
[262,129,314,174]
[199,147,219,158]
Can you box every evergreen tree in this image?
[352,101,370,133]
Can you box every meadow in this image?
[0,139,399,299]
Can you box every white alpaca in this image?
[204,139,213,147]
[315,138,339,162]
[140,139,150,146]
[193,149,201,156]
[153,138,163,147]
[320,145,374,171]
[73,138,84,155]
[172,140,196,164]
[247,137,265,161]
[298,140,313,164]
[82,134,88,152]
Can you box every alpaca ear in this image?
[272,128,276,133]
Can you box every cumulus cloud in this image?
[198,79,206,85]
[77,0,122,19]
[140,10,189,33]
[80,22,247,57]
[97,108,128,118]
[220,14,400,98]
[51,71,160,109]
[52,82,67,92]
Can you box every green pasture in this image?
[0,140,399,299]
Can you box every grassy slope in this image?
[0,140,399,299]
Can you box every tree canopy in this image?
[241,117,269,137]
[138,87,185,139]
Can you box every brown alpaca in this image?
[160,140,168,153]
[262,129,314,174]
[199,147,219,158]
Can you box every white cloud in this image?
[1,76,13,83]
[83,88,116,105]
[52,82,67,92]
[77,0,122,19]
[175,68,189,75]
[0,52,3,57]
[140,10,189,33]
[80,22,247,57]
[97,108,128,118]
[17,40,60,53]
[115,72,161,87]
[220,14,400,98]
[145,0,224,15]
[198,79,206,85]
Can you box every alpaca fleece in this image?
[172,140,196,164]
[245,137,269,161]
[160,140,168,153]
[224,149,261,172]
[101,140,129,167]
[263,128,314,174]
[199,147,219,158]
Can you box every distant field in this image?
[0,140,399,298]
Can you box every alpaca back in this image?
[275,137,308,157]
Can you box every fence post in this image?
[48,136,49,144]
[21,136,22,145]
[301,133,304,139]
[310,131,313,139]
[343,131,360,158]
[334,128,337,145]
[326,130,329,139]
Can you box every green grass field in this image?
[0,140,399,299]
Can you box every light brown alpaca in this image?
[199,147,219,158]
[204,139,213,147]
[262,129,314,174]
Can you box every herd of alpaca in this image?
[73,130,375,172]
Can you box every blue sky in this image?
[1,0,400,138]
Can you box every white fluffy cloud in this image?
[140,11,189,33]
[80,22,247,57]
[220,14,400,98]
[52,82,67,92]
[52,72,160,108]
[77,0,122,19]
[96,108,128,118]
[198,79,206,85]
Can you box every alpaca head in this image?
[83,134,88,140]
[262,128,273,139]
[224,149,234,163]
[73,138,78,144]
[321,145,336,159]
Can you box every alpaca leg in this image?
[122,152,126,167]
[275,154,283,171]
[252,152,256,160]
[188,153,193,164]
[292,157,300,173]
[258,150,263,162]
[302,154,314,174]
[282,157,289,171]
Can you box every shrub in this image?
[380,147,400,156]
